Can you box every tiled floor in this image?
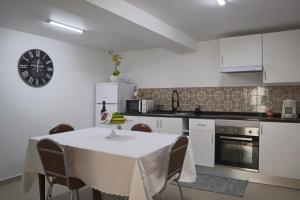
[0,178,300,200]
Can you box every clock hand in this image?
[36,59,40,72]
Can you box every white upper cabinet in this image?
[220,34,263,72]
[263,29,300,83]
[260,122,300,179]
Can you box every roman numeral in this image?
[20,65,27,69]
[42,54,47,60]
[35,79,39,86]
[28,76,34,84]
[28,51,33,58]
[42,78,46,84]
[36,50,40,57]
[22,71,29,77]
[46,60,52,65]
[23,57,29,61]
[46,74,52,79]
[47,67,53,72]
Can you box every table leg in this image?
[92,189,103,200]
[38,174,45,200]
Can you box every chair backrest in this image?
[131,123,152,132]
[37,139,70,187]
[49,124,74,135]
[167,136,189,181]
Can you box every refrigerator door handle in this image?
[138,101,142,113]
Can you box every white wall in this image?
[0,27,111,180]
[123,40,263,88]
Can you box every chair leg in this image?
[70,190,74,200]
[176,181,184,200]
[160,192,165,200]
[47,183,54,200]
[46,185,51,200]
[76,189,80,200]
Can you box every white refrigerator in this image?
[95,82,134,127]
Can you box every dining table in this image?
[21,127,197,200]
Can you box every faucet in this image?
[172,90,180,112]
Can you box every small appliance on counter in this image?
[126,99,154,113]
[281,99,297,118]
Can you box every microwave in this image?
[126,100,154,113]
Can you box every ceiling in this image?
[126,0,300,41]
[0,0,155,52]
[0,0,300,52]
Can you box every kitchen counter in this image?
[123,111,300,123]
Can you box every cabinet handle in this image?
[211,135,214,143]
[197,123,207,127]
[264,71,267,81]
[160,119,163,128]
[156,120,159,128]
[260,124,263,135]
[221,56,224,65]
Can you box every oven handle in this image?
[219,136,253,141]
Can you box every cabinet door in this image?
[260,122,300,179]
[96,83,118,103]
[190,130,215,167]
[121,116,139,130]
[220,34,262,69]
[139,116,160,132]
[189,119,215,132]
[263,29,300,83]
[159,117,182,135]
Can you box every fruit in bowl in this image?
[109,112,127,124]
[100,112,126,124]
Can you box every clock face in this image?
[18,49,54,87]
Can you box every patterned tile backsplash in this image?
[138,86,300,113]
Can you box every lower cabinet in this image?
[189,119,215,167]
[260,122,300,179]
[121,115,139,130]
[138,116,160,132]
[122,115,182,135]
[158,117,183,135]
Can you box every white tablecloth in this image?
[22,128,196,200]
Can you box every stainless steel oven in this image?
[215,120,260,171]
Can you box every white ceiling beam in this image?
[84,0,198,53]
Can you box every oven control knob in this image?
[249,130,252,134]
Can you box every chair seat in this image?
[54,177,86,190]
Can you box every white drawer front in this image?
[189,119,215,132]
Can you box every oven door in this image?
[215,133,259,171]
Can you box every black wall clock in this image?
[18,49,54,87]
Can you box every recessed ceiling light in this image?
[217,0,226,6]
[48,20,85,34]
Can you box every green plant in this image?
[109,50,122,76]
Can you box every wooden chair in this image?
[157,136,189,200]
[37,139,85,200]
[49,124,74,135]
[131,123,152,132]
